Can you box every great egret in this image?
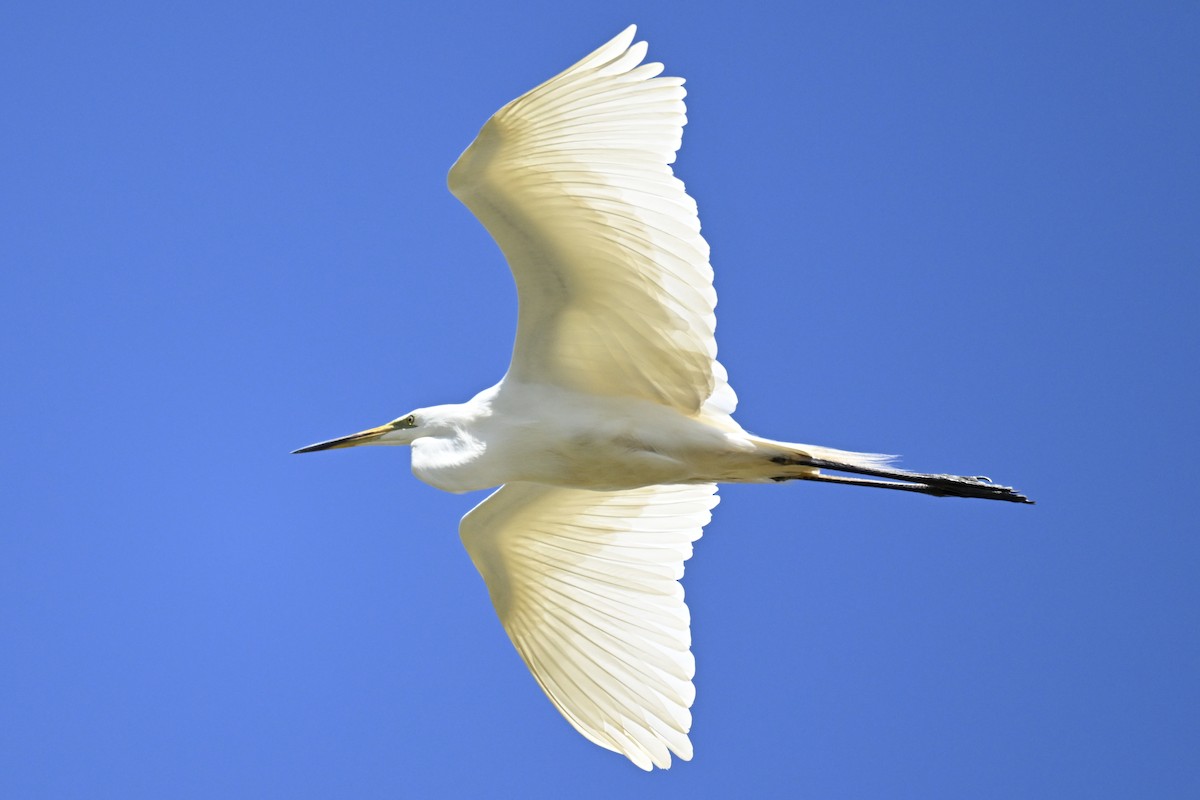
[295,25,1031,770]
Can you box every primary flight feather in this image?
[295,25,1031,770]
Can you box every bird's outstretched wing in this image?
[459,482,719,770]
[448,25,736,417]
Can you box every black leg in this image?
[771,456,1033,504]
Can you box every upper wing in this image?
[448,26,736,417]
[459,481,719,770]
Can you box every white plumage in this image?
[448,26,733,418]
[460,482,716,770]
[296,25,1031,771]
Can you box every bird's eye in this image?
[403,415,416,428]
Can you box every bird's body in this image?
[377,382,872,493]
[409,383,740,493]
[296,25,1031,771]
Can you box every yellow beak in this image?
[292,422,396,454]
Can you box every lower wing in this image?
[459,481,719,769]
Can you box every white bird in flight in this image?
[295,25,1032,770]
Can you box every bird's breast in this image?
[410,435,498,494]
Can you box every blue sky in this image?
[2,1,1197,797]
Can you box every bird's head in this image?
[292,412,424,453]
